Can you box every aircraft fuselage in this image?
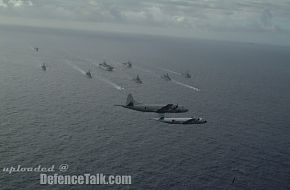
[119,104,188,113]
[155,117,207,124]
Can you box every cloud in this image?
[0,0,33,7]
[0,0,290,43]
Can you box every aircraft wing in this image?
[183,118,206,124]
[156,104,174,113]
[182,118,196,124]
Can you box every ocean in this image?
[0,26,290,190]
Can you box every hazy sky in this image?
[0,0,290,45]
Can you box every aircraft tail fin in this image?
[126,94,135,106]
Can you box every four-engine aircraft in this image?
[153,116,207,124]
[115,94,188,113]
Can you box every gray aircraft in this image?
[153,116,207,124]
[115,94,188,113]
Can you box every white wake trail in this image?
[172,80,200,91]
[134,66,159,77]
[64,57,123,90]
[95,75,124,91]
[65,60,86,75]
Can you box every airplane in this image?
[86,70,92,78]
[153,116,207,124]
[34,47,39,52]
[41,63,46,71]
[133,74,143,84]
[99,61,114,71]
[115,94,188,113]
[122,61,132,68]
[161,73,171,81]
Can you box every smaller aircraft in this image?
[115,94,188,113]
[182,72,191,78]
[161,73,171,81]
[153,116,207,124]
[99,61,114,71]
[34,47,39,52]
[122,61,132,68]
[86,70,92,78]
[133,74,143,84]
[41,63,46,71]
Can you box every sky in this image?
[0,0,290,45]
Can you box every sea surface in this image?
[0,26,290,190]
